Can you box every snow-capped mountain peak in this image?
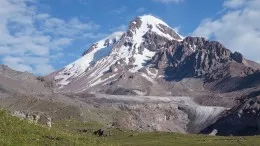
[129,15,183,41]
[53,15,184,90]
[111,15,183,72]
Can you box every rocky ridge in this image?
[51,15,260,96]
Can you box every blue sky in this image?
[0,0,259,75]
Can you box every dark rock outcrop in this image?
[148,37,259,93]
[201,95,260,136]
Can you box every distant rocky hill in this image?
[0,65,51,95]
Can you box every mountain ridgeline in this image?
[0,15,260,137]
[51,15,259,95]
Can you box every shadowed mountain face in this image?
[209,71,260,92]
[150,37,260,92]
[143,37,259,94]
[201,93,260,136]
[153,37,259,81]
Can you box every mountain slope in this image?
[50,15,260,97]
[54,31,124,87]
[0,65,51,95]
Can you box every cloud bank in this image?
[193,0,260,63]
[0,0,100,75]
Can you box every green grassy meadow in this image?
[1,110,260,146]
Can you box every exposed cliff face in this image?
[151,37,259,81]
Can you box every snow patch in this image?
[54,32,124,87]
[130,49,155,72]
[140,15,183,41]
[89,73,118,88]
[146,68,158,78]
[141,73,155,83]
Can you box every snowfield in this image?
[54,32,124,87]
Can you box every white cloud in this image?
[193,0,260,63]
[223,0,247,9]
[3,56,33,73]
[39,16,100,37]
[3,56,55,75]
[0,0,101,75]
[152,0,183,4]
[34,64,55,75]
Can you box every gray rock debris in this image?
[12,111,52,128]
